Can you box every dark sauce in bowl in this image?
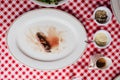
[95,10,108,23]
[96,58,106,68]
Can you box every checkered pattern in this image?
[0,0,120,80]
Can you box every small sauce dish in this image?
[93,30,112,49]
[93,6,112,26]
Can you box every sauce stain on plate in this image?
[26,27,64,53]
[47,27,61,48]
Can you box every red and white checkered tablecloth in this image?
[0,0,120,80]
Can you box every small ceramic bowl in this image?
[31,0,68,7]
[88,54,112,70]
[93,30,112,49]
[93,6,112,26]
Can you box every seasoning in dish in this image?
[95,10,108,23]
[94,33,107,46]
[96,58,106,68]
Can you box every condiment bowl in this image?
[93,6,112,26]
[93,30,112,49]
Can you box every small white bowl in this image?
[31,0,68,7]
[95,57,112,70]
[93,30,112,49]
[93,6,112,26]
[88,54,112,70]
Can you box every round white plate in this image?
[7,9,87,70]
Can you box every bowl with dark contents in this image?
[31,0,67,7]
[93,6,112,26]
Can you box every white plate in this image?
[111,0,120,23]
[7,9,87,70]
